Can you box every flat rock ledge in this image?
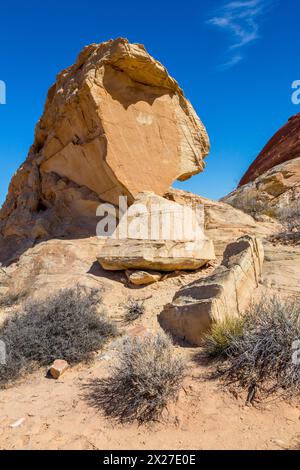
[159,235,264,345]
[97,238,215,272]
[97,192,216,272]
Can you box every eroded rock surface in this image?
[165,188,280,256]
[159,236,264,345]
[0,38,209,265]
[97,192,215,271]
[223,157,300,217]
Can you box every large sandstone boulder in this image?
[97,192,215,271]
[0,38,209,265]
[159,235,264,345]
[239,113,300,186]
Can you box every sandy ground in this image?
[0,267,300,450]
[0,356,299,450]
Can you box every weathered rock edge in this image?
[0,38,210,266]
[159,235,264,345]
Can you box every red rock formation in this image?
[239,113,300,187]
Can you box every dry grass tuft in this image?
[220,297,300,401]
[0,287,117,388]
[85,332,185,423]
[124,299,145,323]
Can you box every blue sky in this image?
[0,0,299,206]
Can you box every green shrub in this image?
[203,316,245,359]
[85,332,185,423]
[0,287,117,388]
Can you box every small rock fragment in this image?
[126,270,162,286]
[10,418,25,428]
[49,359,69,379]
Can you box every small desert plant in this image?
[202,316,245,359]
[0,287,117,388]
[85,332,185,423]
[0,290,28,308]
[124,298,145,323]
[221,297,300,400]
[261,208,277,219]
[277,203,300,232]
[227,193,264,217]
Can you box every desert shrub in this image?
[221,297,300,400]
[277,203,300,231]
[0,290,28,308]
[261,208,277,219]
[124,299,145,323]
[202,316,245,359]
[0,287,117,388]
[85,332,185,423]
[227,193,264,217]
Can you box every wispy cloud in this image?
[208,0,270,69]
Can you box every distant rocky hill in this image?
[223,113,300,219]
[222,114,300,297]
[238,113,300,186]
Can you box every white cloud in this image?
[208,0,270,68]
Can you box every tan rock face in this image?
[262,243,300,295]
[159,235,264,346]
[98,238,215,272]
[0,38,209,265]
[222,157,300,218]
[97,192,215,271]
[165,188,281,256]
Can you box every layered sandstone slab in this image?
[0,38,209,265]
[97,192,215,271]
[239,113,300,186]
[97,238,215,272]
[159,236,264,345]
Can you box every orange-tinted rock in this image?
[239,113,300,187]
[0,38,209,265]
[49,359,69,379]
